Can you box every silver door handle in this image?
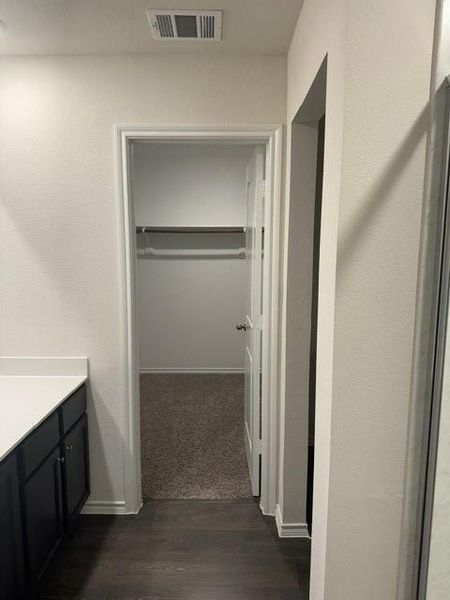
[236,322,248,332]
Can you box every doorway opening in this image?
[307,114,325,533]
[116,127,282,515]
[132,141,263,501]
[280,59,326,545]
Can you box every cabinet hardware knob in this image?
[57,456,65,464]
[65,445,73,453]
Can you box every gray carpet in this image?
[140,373,252,500]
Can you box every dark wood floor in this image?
[39,499,310,600]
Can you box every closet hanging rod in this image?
[135,226,245,234]
[138,247,246,258]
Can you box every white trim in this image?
[139,367,245,374]
[278,122,292,525]
[116,124,282,516]
[0,356,88,377]
[81,500,134,515]
[244,419,253,481]
[275,504,310,539]
[260,126,282,517]
[115,127,143,515]
[259,503,275,517]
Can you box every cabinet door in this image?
[0,454,25,600]
[23,447,64,587]
[62,415,90,528]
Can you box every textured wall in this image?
[424,0,450,596]
[327,2,435,598]
[0,54,286,507]
[286,0,435,598]
[285,1,346,595]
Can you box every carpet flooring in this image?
[140,373,252,500]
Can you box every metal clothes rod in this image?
[135,226,245,234]
[138,247,246,258]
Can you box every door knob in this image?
[236,322,248,332]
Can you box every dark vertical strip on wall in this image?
[307,115,325,535]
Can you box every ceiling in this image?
[0,0,303,57]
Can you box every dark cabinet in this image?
[61,385,87,434]
[61,415,90,529]
[0,454,25,600]
[0,383,90,598]
[23,447,64,588]
[21,412,60,479]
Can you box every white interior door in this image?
[238,146,265,496]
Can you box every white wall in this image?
[284,2,346,595]
[132,143,253,371]
[137,258,246,371]
[133,143,252,226]
[425,1,450,597]
[285,0,436,598]
[0,54,286,509]
[427,299,450,599]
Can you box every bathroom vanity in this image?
[0,360,89,599]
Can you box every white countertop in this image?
[0,376,87,463]
[0,357,88,463]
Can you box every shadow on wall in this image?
[398,75,450,598]
[333,88,435,599]
[337,102,430,271]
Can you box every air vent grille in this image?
[155,14,174,38]
[147,9,222,41]
[199,15,215,39]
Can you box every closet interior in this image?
[131,141,264,501]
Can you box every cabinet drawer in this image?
[21,412,60,479]
[61,384,86,434]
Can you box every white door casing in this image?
[116,126,282,517]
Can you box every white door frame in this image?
[115,125,283,516]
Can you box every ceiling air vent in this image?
[146,9,222,41]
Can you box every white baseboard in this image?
[139,367,245,374]
[259,501,275,517]
[82,500,128,515]
[275,504,310,538]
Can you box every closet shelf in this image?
[135,226,245,234]
[138,247,246,258]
